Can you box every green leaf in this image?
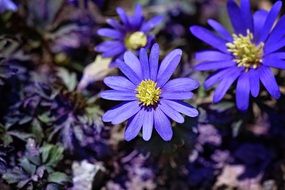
[40,144,64,167]
[48,172,71,185]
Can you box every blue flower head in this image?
[0,0,17,13]
[190,0,285,110]
[101,44,199,141]
[96,4,163,63]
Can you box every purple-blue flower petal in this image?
[253,10,268,42]
[97,28,124,39]
[100,90,136,101]
[102,45,125,57]
[227,0,247,35]
[249,69,260,97]
[124,51,143,79]
[129,4,143,29]
[142,109,154,141]
[259,66,281,99]
[236,73,250,111]
[159,101,184,123]
[157,49,182,86]
[104,76,136,91]
[125,111,144,141]
[163,78,199,92]
[190,26,228,53]
[149,43,160,80]
[102,101,140,123]
[240,0,254,31]
[162,100,199,117]
[204,67,236,90]
[154,108,173,141]
[161,91,193,100]
[141,16,163,32]
[213,68,242,103]
[106,18,125,31]
[139,48,150,79]
[257,1,282,43]
[264,38,285,55]
[117,59,141,85]
[195,51,232,62]
[263,54,285,69]
[116,7,130,26]
[265,16,285,47]
[208,19,233,41]
[195,60,235,71]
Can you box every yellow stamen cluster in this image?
[136,80,161,106]
[226,30,264,70]
[125,31,147,50]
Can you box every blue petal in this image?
[257,1,282,43]
[129,4,143,29]
[265,16,285,47]
[106,18,125,31]
[263,54,285,69]
[125,111,144,141]
[162,100,199,117]
[190,26,228,53]
[227,0,247,35]
[96,41,123,52]
[264,38,285,55]
[259,66,281,99]
[116,7,130,26]
[195,60,235,71]
[240,0,254,31]
[154,108,173,141]
[195,51,232,62]
[141,16,163,32]
[102,101,140,124]
[139,48,150,79]
[142,109,154,141]
[104,76,136,91]
[208,19,233,41]
[159,101,184,123]
[161,92,193,100]
[253,10,268,42]
[249,69,260,97]
[213,68,242,103]
[116,59,141,85]
[204,67,236,90]
[124,51,143,79]
[97,28,124,39]
[102,45,125,57]
[100,90,136,101]
[149,43,160,80]
[157,49,182,86]
[236,73,250,111]
[162,78,199,92]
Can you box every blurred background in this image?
[1,0,285,189]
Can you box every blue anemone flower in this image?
[0,0,17,13]
[96,4,163,63]
[190,0,285,110]
[100,44,199,141]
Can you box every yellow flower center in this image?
[136,80,161,106]
[226,30,264,70]
[125,31,147,50]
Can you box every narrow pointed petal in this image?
[195,60,235,71]
[190,26,228,53]
[116,59,141,85]
[97,28,124,39]
[240,0,254,31]
[204,67,235,90]
[116,7,129,26]
[154,108,173,141]
[161,92,193,100]
[124,51,143,79]
[249,69,260,97]
[125,111,144,141]
[142,109,154,141]
[163,100,199,117]
[141,16,163,32]
[263,54,285,69]
[159,101,184,123]
[106,19,125,31]
[253,10,268,42]
[208,19,233,41]
[236,73,250,111]
[100,90,136,101]
[102,101,140,123]
[259,66,281,99]
[195,51,232,62]
[227,0,247,35]
[139,48,150,79]
[163,78,199,92]
[104,76,136,91]
[157,49,182,86]
[149,43,160,80]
